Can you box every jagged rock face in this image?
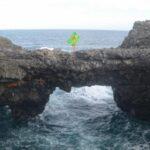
[0,80,54,120]
[120,20,150,49]
[113,85,150,120]
[1,46,150,120]
[1,21,150,120]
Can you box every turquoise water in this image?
[0,30,150,150]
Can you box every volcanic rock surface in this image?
[121,20,150,49]
[1,20,150,120]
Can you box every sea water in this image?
[0,30,150,150]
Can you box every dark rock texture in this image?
[113,85,150,120]
[1,21,150,120]
[121,20,150,49]
[1,46,150,120]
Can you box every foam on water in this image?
[37,86,150,149]
[39,47,54,51]
[0,86,150,149]
[0,30,150,149]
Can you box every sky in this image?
[0,0,150,30]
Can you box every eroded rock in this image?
[1,21,150,120]
[120,20,150,49]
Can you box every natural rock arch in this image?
[1,20,150,120]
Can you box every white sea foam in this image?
[39,47,68,52]
[69,86,113,104]
[47,86,113,107]
[39,47,54,51]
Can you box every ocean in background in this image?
[0,29,127,50]
[0,30,150,150]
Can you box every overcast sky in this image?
[0,0,150,30]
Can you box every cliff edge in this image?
[121,20,150,49]
[0,21,150,120]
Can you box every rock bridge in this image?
[1,20,150,120]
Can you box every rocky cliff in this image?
[120,20,150,49]
[1,20,150,120]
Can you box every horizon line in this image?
[0,28,129,32]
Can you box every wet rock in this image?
[113,85,150,120]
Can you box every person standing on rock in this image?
[67,32,80,62]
